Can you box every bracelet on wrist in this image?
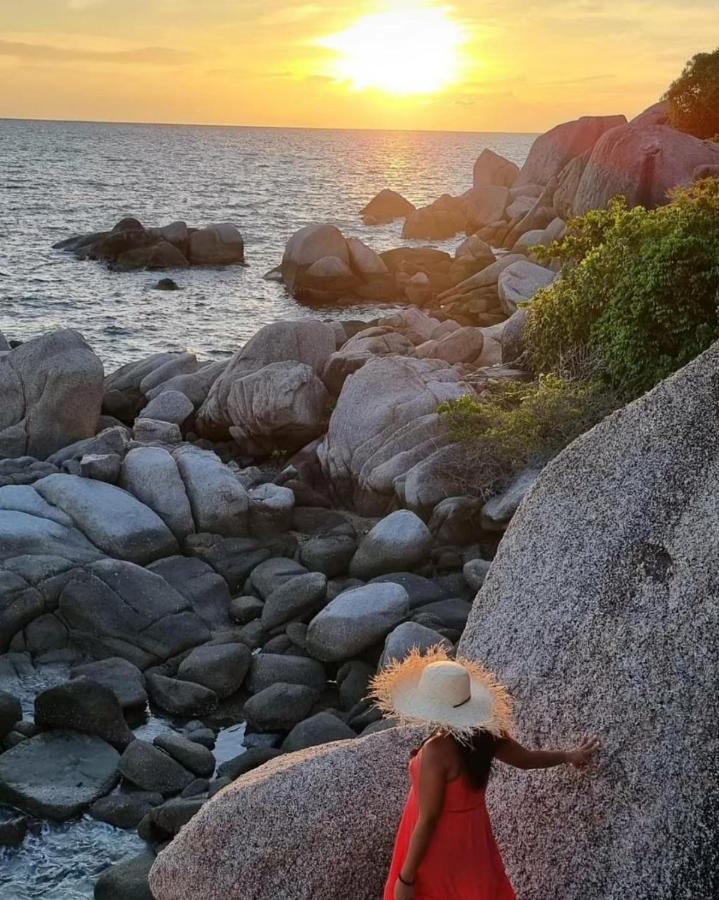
[398,873,415,886]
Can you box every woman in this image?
[370,647,599,900]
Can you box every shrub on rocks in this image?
[665,47,719,139]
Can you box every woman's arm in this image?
[495,735,599,770]
[394,741,449,900]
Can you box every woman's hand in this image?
[394,877,415,900]
[567,736,600,768]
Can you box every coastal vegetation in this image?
[665,47,719,139]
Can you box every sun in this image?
[320,5,465,96]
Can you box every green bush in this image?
[527,179,719,395]
[665,48,719,140]
[439,374,619,496]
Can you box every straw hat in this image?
[369,645,513,741]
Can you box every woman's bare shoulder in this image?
[421,733,456,766]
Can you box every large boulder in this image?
[120,447,195,542]
[360,189,415,224]
[516,114,627,187]
[0,330,103,459]
[95,851,155,900]
[349,511,432,579]
[317,357,473,514]
[306,582,410,662]
[281,224,349,293]
[188,223,245,266]
[571,123,719,215]
[455,342,719,899]
[173,445,249,536]
[0,731,119,820]
[71,657,147,709]
[34,676,134,749]
[177,642,252,698]
[149,729,418,899]
[497,260,556,315]
[197,320,336,439]
[473,149,519,188]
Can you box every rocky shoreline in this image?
[1,101,718,899]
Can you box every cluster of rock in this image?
[54,217,246,271]
[150,339,719,900]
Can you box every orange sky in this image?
[0,1,712,132]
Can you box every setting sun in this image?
[320,5,466,95]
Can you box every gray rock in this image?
[148,796,205,836]
[481,468,541,530]
[250,557,308,599]
[34,473,178,564]
[215,748,281,781]
[148,729,419,899]
[133,418,182,444]
[370,573,445,609]
[281,224,349,293]
[306,582,410,662]
[379,621,451,669]
[456,341,719,899]
[349,510,432,579]
[174,445,249,537]
[0,804,28,847]
[501,308,529,364]
[94,850,155,900]
[176,642,251,698]
[336,660,375,710]
[119,740,195,795]
[299,530,357,578]
[120,447,195,542]
[0,330,103,460]
[90,790,163,828]
[261,572,328,630]
[139,390,194,424]
[229,595,264,624]
[34,677,134,749]
[281,711,355,753]
[80,453,122,483]
[185,535,271,593]
[188,223,244,266]
[147,674,218,717]
[414,598,472,631]
[497,260,556,315]
[428,496,483,546]
[153,732,215,778]
[462,558,492,592]
[0,731,119,820]
[247,653,326,694]
[148,555,232,631]
[0,690,21,738]
[243,682,318,732]
[248,483,295,537]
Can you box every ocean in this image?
[0,120,535,371]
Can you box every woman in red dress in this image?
[370,647,599,900]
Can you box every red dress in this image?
[383,748,516,900]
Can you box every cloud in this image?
[0,40,192,65]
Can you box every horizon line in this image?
[0,114,539,137]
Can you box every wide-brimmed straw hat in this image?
[369,645,513,741]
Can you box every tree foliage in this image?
[665,48,719,140]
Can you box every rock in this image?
[94,850,155,900]
[58,558,210,668]
[0,805,28,847]
[473,148,519,188]
[428,496,483,545]
[90,791,162,829]
[243,682,318,732]
[187,223,244,266]
[419,326,484,365]
[379,621,451,668]
[139,390,194,425]
[149,729,418,899]
[299,529,357,578]
[350,511,432,579]
[402,194,467,240]
[370,573,445,609]
[120,447,195,541]
[177,643,251,698]
[281,711,355,753]
[336,660,375,710]
[306,582,409,662]
[174,445,249,537]
[198,319,336,439]
[147,674,218,717]
[0,330,103,459]
[497,260,556,315]
[464,185,510,227]
[114,241,188,272]
[322,328,416,395]
[119,740,195,795]
[247,653,326,694]
[133,418,182,444]
[346,237,390,279]
[281,224,349,293]
[153,733,215,778]
[148,796,205,837]
[462,558,492,592]
[318,357,473,514]
[516,114,627,187]
[261,572,328,630]
[360,189,415,224]
[153,277,180,291]
[0,731,119,820]
[631,100,670,128]
[0,691,21,739]
[481,468,541,530]
[572,123,719,215]
[71,657,147,709]
[229,595,264,624]
[34,677,134,749]
[34,473,178,564]
[248,483,295,537]
[501,308,529,363]
[454,342,719,899]
[250,557,308,599]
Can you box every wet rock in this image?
[153,733,215,778]
[0,690,21,739]
[0,731,120,820]
[119,740,195,795]
[153,277,180,291]
[281,711,355,753]
[89,790,163,829]
[147,673,218,718]
[216,748,281,781]
[94,850,155,900]
[306,582,409,662]
[149,796,205,837]
[34,677,134,749]
[176,643,252,698]
[188,223,245,266]
[0,804,28,847]
[360,189,415,224]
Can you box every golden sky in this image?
[0,1,713,132]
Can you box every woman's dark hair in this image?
[453,731,499,791]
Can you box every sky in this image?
[0,0,714,132]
